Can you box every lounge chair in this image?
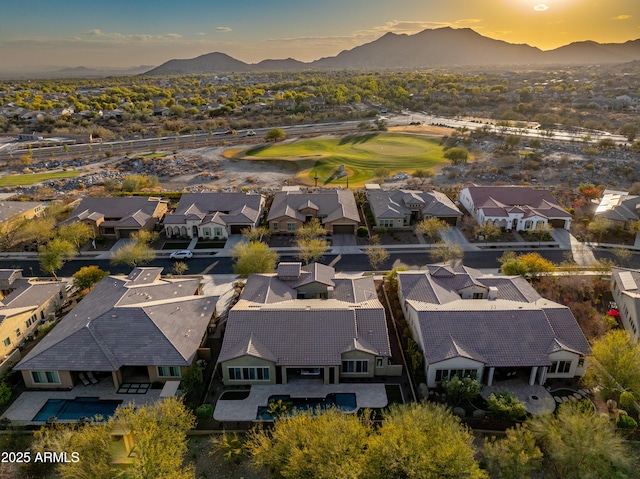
[78,372,90,386]
[86,372,99,385]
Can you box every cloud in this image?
[81,30,181,42]
[534,4,549,12]
[197,32,206,36]
[613,15,631,20]
[216,27,232,32]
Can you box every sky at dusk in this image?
[1,0,639,72]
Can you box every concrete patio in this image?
[214,382,389,422]
[481,379,556,415]
[4,380,164,425]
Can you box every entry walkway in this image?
[214,383,388,422]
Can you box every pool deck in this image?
[214,383,388,422]
[4,381,163,425]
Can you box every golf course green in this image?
[232,132,446,186]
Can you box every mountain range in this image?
[143,27,640,76]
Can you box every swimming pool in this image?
[33,397,123,422]
[256,393,357,420]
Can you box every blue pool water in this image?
[33,397,123,422]
[256,393,357,420]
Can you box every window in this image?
[379,219,394,228]
[31,371,61,384]
[214,227,223,237]
[376,358,383,368]
[577,357,585,368]
[342,360,369,374]
[549,361,571,374]
[15,329,21,338]
[2,338,10,347]
[435,369,477,382]
[472,292,484,299]
[203,228,211,236]
[157,366,182,378]
[272,222,279,231]
[524,220,533,229]
[287,223,296,232]
[228,366,270,381]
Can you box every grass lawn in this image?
[0,170,80,187]
[229,132,446,187]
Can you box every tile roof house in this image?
[268,187,360,235]
[0,270,66,362]
[595,190,640,231]
[62,197,168,240]
[398,265,590,388]
[163,192,265,239]
[0,201,46,226]
[611,267,640,339]
[366,187,462,229]
[460,186,571,231]
[217,262,401,385]
[15,268,217,390]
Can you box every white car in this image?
[169,250,193,260]
[246,130,256,136]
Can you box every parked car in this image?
[246,130,256,136]
[169,250,193,260]
[224,129,237,135]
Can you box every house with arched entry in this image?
[459,185,571,231]
[398,265,590,389]
[163,193,264,239]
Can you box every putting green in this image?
[234,132,446,186]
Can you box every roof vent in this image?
[111,314,117,319]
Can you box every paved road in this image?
[0,249,574,278]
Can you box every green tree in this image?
[474,222,501,242]
[487,391,528,420]
[72,265,109,291]
[56,222,93,253]
[363,402,487,479]
[411,168,434,188]
[529,400,634,479]
[39,238,74,279]
[583,329,640,399]
[430,241,463,264]
[242,226,271,243]
[110,241,155,268]
[441,375,481,405]
[231,241,279,277]
[113,397,196,479]
[587,216,611,243]
[294,218,326,241]
[211,432,245,465]
[265,127,286,142]
[364,244,390,271]
[483,424,543,479]
[296,238,329,265]
[517,252,556,277]
[246,407,372,479]
[415,217,450,243]
[444,147,469,165]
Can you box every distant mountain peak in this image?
[142,27,640,76]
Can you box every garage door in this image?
[230,225,250,234]
[549,219,566,229]
[333,224,355,234]
[117,229,137,238]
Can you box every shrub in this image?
[619,391,637,413]
[488,391,528,420]
[195,404,213,421]
[616,413,637,433]
[357,226,369,237]
[373,226,387,235]
[0,381,11,407]
[441,375,481,405]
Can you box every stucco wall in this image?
[220,355,276,385]
[21,370,73,389]
[426,357,484,389]
[340,350,375,379]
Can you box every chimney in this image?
[488,287,498,301]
